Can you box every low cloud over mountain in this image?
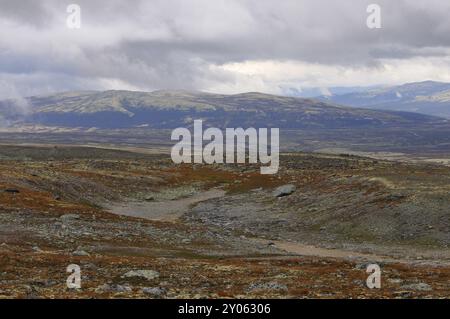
[2,0,450,98]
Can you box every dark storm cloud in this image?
[0,0,53,27]
[0,0,450,97]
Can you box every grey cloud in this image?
[0,0,450,97]
[0,0,54,27]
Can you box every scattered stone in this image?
[401,282,432,291]
[72,249,90,256]
[32,246,43,253]
[95,284,132,293]
[354,263,367,270]
[181,238,191,244]
[248,281,288,292]
[60,214,80,221]
[144,196,155,201]
[272,184,296,197]
[385,194,406,201]
[387,278,403,284]
[393,291,413,298]
[22,285,33,294]
[142,287,166,297]
[122,270,160,281]
[82,263,97,270]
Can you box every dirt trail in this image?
[106,189,225,222]
[270,240,450,266]
[273,240,389,261]
[106,190,449,266]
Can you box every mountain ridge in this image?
[318,81,450,118]
[0,89,446,130]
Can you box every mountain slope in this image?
[319,81,450,118]
[0,89,445,129]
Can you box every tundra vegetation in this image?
[0,144,450,298]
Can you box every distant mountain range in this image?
[0,89,444,130]
[318,81,450,118]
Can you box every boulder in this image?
[142,287,166,297]
[122,270,160,281]
[248,281,288,292]
[401,282,432,291]
[72,249,90,257]
[60,214,80,221]
[96,284,132,293]
[272,184,296,197]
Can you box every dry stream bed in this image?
[1,145,450,298]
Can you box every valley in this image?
[1,144,450,298]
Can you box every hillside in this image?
[0,90,444,130]
[2,145,450,298]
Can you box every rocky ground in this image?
[0,144,450,298]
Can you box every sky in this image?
[1,0,450,99]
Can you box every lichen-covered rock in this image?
[272,184,296,197]
[248,281,288,292]
[142,287,166,297]
[122,270,160,280]
[401,282,432,291]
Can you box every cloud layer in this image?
[1,0,450,98]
